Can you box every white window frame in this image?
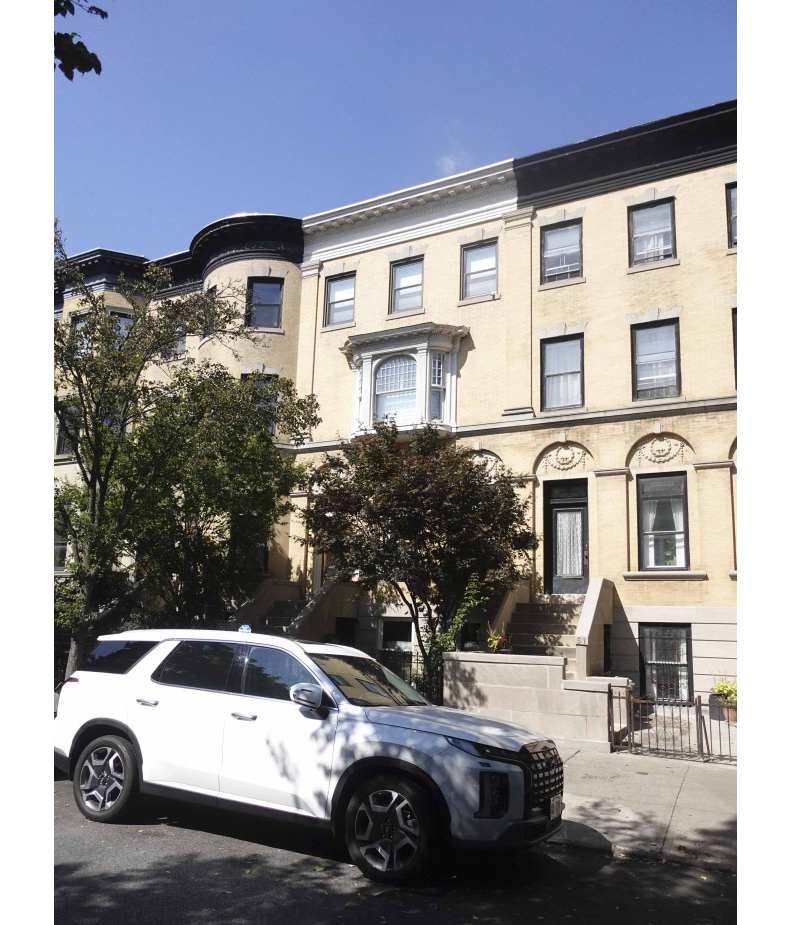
[341,323,469,436]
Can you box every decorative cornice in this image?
[693,460,735,471]
[303,160,514,234]
[594,468,630,477]
[189,214,304,277]
[340,322,470,367]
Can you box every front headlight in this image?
[444,736,518,762]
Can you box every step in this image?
[507,632,578,648]
[513,602,583,617]
[507,613,581,628]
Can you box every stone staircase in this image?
[504,594,585,680]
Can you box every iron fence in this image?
[377,649,443,705]
[609,686,736,764]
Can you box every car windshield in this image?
[309,654,428,707]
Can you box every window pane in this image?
[639,475,687,569]
[555,510,583,577]
[632,203,674,263]
[543,224,581,280]
[243,647,315,700]
[249,280,282,327]
[375,356,417,424]
[54,529,67,570]
[391,261,423,312]
[80,641,158,674]
[157,641,238,691]
[634,325,678,397]
[463,243,497,297]
[544,339,580,375]
[327,276,355,325]
[545,373,581,409]
[728,185,737,246]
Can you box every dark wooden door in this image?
[544,479,589,593]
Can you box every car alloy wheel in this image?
[345,775,436,883]
[72,734,138,823]
[353,788,420,872]
[79,745,126,812]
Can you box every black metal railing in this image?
[608,686,736,763]
[377,649,443,705]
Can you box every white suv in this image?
[54,629,564,883]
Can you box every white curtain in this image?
[555,510,582,577]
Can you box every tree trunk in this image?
[64,624,87,679]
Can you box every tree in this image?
[116,364,319,624]
[55,228,252,677]
[54,1,108,80]
[301,422,537,698]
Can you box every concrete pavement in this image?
[550,747,737,871]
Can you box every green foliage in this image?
[54,226,319,673]
[301,422,536,693]
[710,679,737,704]
[118,364,319,622]
[54,1,107,80]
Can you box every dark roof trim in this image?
[515,100,736,210]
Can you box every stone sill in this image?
[626,258,680,275]
[321,320,356,333]
[538,276,585,292]
[623,570,708,581]
[632,394,684,407]
[726,247,737,256]
[457,292,501,308]
[729,570,737,580]
[244,326,285,335]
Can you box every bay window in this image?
[375,355,417,424]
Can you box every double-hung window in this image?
[55,405,80,457]
[429,352,445,421]
[632,321,680,400]
[726,183,737,248]
[541,335,583,410]
[247,278,283,328]
[629,200,676,266]
[461,241,497,299]
[325,274,355,326]
[390,259,423,314]
[638,473,688,570]
[242,373,278,435]
[639,623,693,703]
[374,355,417,424]
[541,222,582,283]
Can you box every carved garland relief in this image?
[635,435,685,466]
[540,443,590,474]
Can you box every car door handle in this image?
[136,699,159,707]
[231,712,257,721]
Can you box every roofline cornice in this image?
[303,160,514,234]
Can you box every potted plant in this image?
[709,679,737,724]
[487,624,512,654]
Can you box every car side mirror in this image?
[289,683,324,710]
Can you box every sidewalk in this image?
[549,747,737,872]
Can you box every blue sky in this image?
[54,0,737,259]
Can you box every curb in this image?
[548,834,736,874]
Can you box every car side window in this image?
[153,641,238,692]
[243,647,316,701]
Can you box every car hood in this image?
[363,705,550,751]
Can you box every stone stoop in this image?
[506,595,585,680]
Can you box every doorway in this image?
[544,479,589,593]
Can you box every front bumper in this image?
[453,810,564,849]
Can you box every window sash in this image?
[639,475,688,569]
[633,324,679,399]
[631,202,674,264]
[727,185,737,247]
[326,276,355,325]
[391,261,423,313]
[463,243,497,298]
[542,337,583,409]
[542,224,582,281]
[248,280,283,328]
[54,529,67,570]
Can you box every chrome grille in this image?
[522,745,564,807]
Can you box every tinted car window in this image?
[154,641,238,692]
[310,655,427,707]
[80,641,159,675]
[243,647,315,700]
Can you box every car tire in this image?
[73,735,138,823]
[344,775,436,884]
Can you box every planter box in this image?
[709,695,737,724]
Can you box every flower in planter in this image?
[486,624,511,652]
[710,679,737,704]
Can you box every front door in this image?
[544,479,589,594]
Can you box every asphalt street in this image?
[55,772,736,925]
